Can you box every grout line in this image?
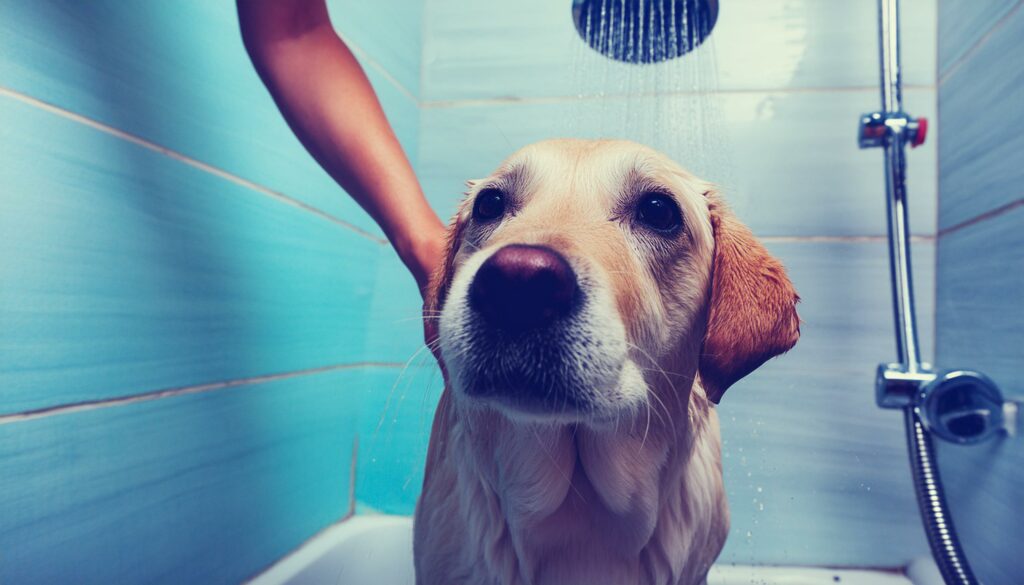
[419,84,937,110]
[0,361,406,426]
[760,234,934,243]
[347,434,359,519]
[936,198,1024,239]
[341,35,419,104]
[938,0,1024,86]
[0,86,387,245]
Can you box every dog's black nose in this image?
[469,244,579,332]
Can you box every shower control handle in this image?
[857,111,927,149]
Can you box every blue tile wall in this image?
[937,4,1023,584]
[0,96,380,414]
[935,210,1023,585]
[1,0,424,581]
[327,0,424,98]
[0,369,360,585]
[0,0,420,236]
[355,365,443,515]
[938,0,1021,75]
[937,3,1024,231]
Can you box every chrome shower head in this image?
[572,0,718,64]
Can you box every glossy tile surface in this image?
[421,0,935,101]
[0,1,420,234]
[935,4,1024,580]
[0,370,358,585]
[936,207,1024,393]
[355,366,442,515]
[938,4,1024,230]
[934,207,1023,585]
[419,89,937,237]
[328,0,424,97]
[0,96,379,414]
[938,0,1020,74]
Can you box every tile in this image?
[421,0,936,101]
[329,0,424,98]
[351,241,938,566]
[0,1,420,235]
[419,89,937,237]
[0,96,381,415]
[938,0,1020,74]
[0,369,359,585]
[364,249,430,364]
[717,240,933,567]
[938,5,1024,230]
[934,432,1023,585]
[355,366,442,515]
[936,205,1023,393]
[935,204,1020,585]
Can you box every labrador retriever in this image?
[414,139,799,585]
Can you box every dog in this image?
[414,139,800,585]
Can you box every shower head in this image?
[572,0,719,64]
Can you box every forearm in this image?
[238,0,443,290]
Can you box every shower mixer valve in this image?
[877,363,1016,444]
[858,111,928,149]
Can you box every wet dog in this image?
[415,139,799,585]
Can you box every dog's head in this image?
[428,139,798,424]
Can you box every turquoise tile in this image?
[936,206,1024,394]
[938,0,1020,74]
[0,1,419,235]
[0,369,360,585]
[419,89,937,237]
[355,365,442,515]
[934,208,1020,585]
[0,96,381,415]
[328,0,424,98]
[938,5,1024,230]
[364,250,429,364]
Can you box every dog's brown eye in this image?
[636,192,682,233]
[473,188,506,221]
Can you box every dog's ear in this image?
[426,208,468,316]
[699,192,800,403]
[424,201,470,368]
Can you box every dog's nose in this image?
[469,244,579,332]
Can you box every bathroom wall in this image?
[0,1,420,583]
[357,0,944,570]
[934,2,1024,584]
[2,0,987,580]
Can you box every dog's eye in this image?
[636,192,682,233]
[473,188,506,222]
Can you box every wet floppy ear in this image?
[699,192,800,403]
[426,207,469,317]
[424,193,472,368]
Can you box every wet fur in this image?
[415,140,799,585]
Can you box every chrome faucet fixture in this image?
[859,1,1013,583]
